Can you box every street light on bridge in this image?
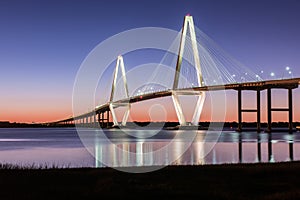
[270,72,275,77]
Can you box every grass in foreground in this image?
[1,162,300,199]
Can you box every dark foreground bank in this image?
[1,162,300,200]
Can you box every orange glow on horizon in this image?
[1,88,300,124]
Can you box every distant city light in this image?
[260,70,264,73]
[289,71,292,74]
[286,66,290,71]
[270,72,275,77]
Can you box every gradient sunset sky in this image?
[1,0,300,123]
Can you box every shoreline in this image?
[2,121,300,129]
[1,161,300,199]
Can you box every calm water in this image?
[0,128,299,168]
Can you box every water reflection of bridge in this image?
[93,132,295,167]
[48,15,300,133]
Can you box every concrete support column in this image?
[101,112,104,127]
[257,90,261,133]
[288,88,293,133]
[97,113,100,127]
[267,88,272,133]
[237,89,242,132]
[107,110,110,128]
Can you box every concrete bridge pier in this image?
[237,88,261,133]
[96,110,110,128]
[266,87,294,133]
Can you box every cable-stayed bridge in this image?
[47,15,300,133]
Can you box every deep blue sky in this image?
[1,0,300,122]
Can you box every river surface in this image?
[0,128,299,168]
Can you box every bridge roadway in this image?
[52,78,300,128]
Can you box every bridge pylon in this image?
[172,15,206,126]
[109,55,130,127]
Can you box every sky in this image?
[0,0,300,123]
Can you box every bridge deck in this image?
[52,78,300,123]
